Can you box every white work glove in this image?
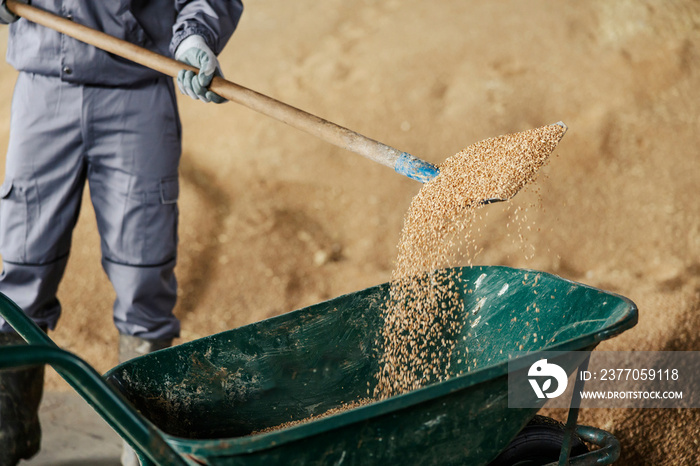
[174,35,226,104]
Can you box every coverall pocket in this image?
[160,177,179,205]
[0,179,27,262]
[124,176,179,266]
[0,179,13,198]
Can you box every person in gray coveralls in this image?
[0,1,243,464]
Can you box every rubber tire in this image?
[487,415,589,466]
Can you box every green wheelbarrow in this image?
[0,266,637,465]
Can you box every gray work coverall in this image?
[0,0,243,340]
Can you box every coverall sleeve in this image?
[170,0,243,57]
[0,0,17,24]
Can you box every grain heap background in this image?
[0,0,698,464]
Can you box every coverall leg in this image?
[0,72,182,339]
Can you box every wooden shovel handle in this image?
[6,0,438,179]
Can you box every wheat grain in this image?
[374,123,566,398]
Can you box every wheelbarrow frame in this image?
[0,266,637,465]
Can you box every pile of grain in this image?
[250,398,371,435]
[374,123,567,398]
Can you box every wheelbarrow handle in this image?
[5,0,439,183]
[0,344,191,466]
[0,289,56,347]
[0,292,192,465]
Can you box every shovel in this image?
[6,0,440,183]
[6,0,564,199]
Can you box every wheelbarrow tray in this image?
[100,265,636,465]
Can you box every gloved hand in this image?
[0,0,27,24]
[174,35,226,104]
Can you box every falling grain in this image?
[374,123,567,398]
[246,124,566,435]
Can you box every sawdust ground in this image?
[1,1,699,464]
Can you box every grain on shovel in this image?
[374,123,567,398]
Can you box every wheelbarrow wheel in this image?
[487,415,589,466]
